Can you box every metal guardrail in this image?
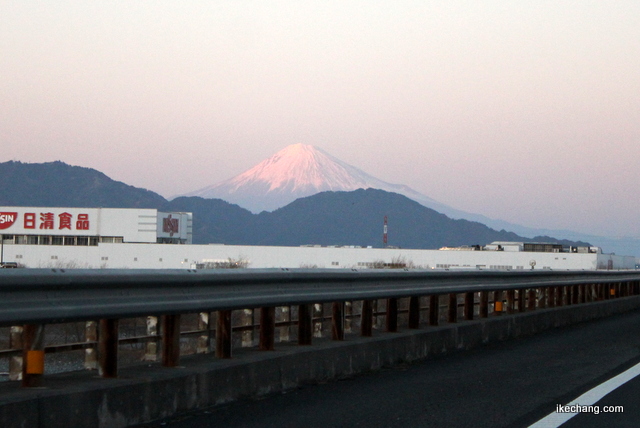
[2,268,640,387]
[2,268,640,326]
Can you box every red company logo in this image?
[0,212,18,230]
[163,215,179,237]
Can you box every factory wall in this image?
[5,242,636,271]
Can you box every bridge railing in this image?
[1,268,639,387]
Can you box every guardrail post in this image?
[84,321,97,370]
[162,314,181,367]
[197,312,211,354]
[278,306,291,342]
[313,304,324,338]
[216,310,232,358]
[464,292,474,320]
[548,287,556,307]
[408,296,420,328]
[517,289,525,312]
[9,326,23,381]
[344,301,353,333]
[479,291,489,318]
[528,289,536,311]
[143,316,158,361]
[493,291,503,314]
[22,324,45,387]
[506,290,515,314]
[298,304,313,345]
[386,298,398,332]
[448,293,457,323]
[373,300,382,330]
[361,300,373,336]
[99,319,118,379]
[259,307,275,351]
[332,302,344,340]
[241,309,255,348]
[429,295,439,325]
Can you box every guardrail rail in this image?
[1,268,640,387]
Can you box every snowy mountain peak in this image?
[184,144,440,213]
[227,144,370,193]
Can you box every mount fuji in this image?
[180,144,640,257]
[186,144,454,215]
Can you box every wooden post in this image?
[143,316,158,361]
[429,295,439,326]
[197,312,211,354]
[566,285,572,305]
[361,300,373,336]
[313,303,324,338]
[298,304,313,345]
[259,307,275,351]
[9,326,23,381]
[506,290,515,314]
[332,302,344,341]
[493,291,503,315]
[448,293,457,323]
[216,310,232,359]
[464,292,474,321]
[386,298,398,332]
[84,321,98,370]
[278,306,291,342]
[518,289,526,312]
[241,309,254,348]
[548,287,556,307]
[162,314,181,367]
[408,296,420,329]
[479,291,489,318]
[528,289,537,311]
[99,319,118,379]
[344,301,353,333]
[22,324,45,387]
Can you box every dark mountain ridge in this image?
[0,160,590,249]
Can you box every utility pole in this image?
[383,216,388,248]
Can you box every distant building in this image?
[0,206,635,271]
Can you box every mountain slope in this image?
[252,189,585,249]
[184,143,445,213]
[0,161,167,209]
[0,160,596,252]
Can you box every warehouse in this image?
[0,206,635,270]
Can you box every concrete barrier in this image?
[2,296,640,428]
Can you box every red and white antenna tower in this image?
[383,216,388,247]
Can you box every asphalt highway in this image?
[136,309,640,428]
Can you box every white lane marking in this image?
[529,360,640,428]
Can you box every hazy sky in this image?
[2,2,639,238]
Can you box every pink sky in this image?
[1,2,639,238]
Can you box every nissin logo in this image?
[0,212,17,230]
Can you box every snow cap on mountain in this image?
[184,143,439,213]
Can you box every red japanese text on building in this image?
[40,212,54,229]
[24,213,36,229]
[58,212,72,230]
[76,214,90,230]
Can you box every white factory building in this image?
[0,206,636,271]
